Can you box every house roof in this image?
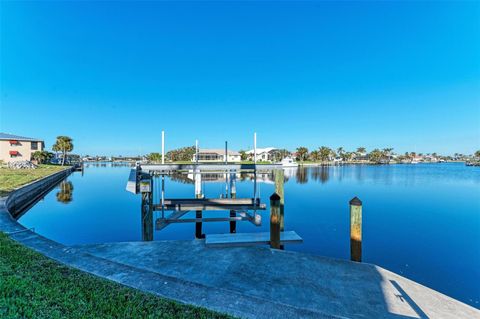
[246,147,276,154]
[0,132,43,142]
[197,149,240,156]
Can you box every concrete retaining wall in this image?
[6,167,73,218]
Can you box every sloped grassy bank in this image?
[0,165,67,197]
[0,232,232,319]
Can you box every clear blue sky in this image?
[1,1,479,156]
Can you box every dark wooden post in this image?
[229,172,237,233]
[274,169,285,248]
[140,175,153,241]
[270,193,281,249]
[350,197,362,262]
[195,193,204,239]
[194,170,204,239]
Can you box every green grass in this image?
[0,232,232,319]
[239,161,271,164]
[0,165,67,197]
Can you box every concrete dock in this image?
[73,240,478,319]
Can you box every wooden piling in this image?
[274,169,285,249]
[140,176,153,241]
[195,193,204,239]
[350,197,362,262]
[270,193,281,249]
[194,171,204,239]
[230,172,237,233]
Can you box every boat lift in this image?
[126,131,301,247]
[129,165,267,240]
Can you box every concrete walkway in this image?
[73,240,478,319]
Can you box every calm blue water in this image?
[18,162,480,308]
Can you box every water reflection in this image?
[310,166,329,184]
[83,162,134,169]
[296,167,309,184]
[56,181,74,204]
[144,165,480,198]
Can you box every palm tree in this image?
[310,150,320,161]
[336,147,344,157]
[318,146,332,162]
[239,150,248,161]
[382,148,394,161]
[32,150,53,164]
[147,152,162,162]
[368,149,384,164]
[296,147,309,162]
[475,150,480,159]
[356,147,366,156]
[52,136,74,166]
[342,151,353,162]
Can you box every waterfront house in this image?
[246,147,277,162]
[353,152,369,162]
[0,133,44,163]
[192,149,241,163]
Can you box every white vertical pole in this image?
[225,141,228,164]
[195,139,199,164]
[253,132,257,203]
[161,130,165,164]
[254,132,257,164]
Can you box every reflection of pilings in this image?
[230,172,237,234]
[274,170,285,249]
[141,176,153,241]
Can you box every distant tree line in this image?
[295,146,394,164]
[294,147,480,164]
[145,145,480,164]
[146,146,196,163]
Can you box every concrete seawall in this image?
[1,168,479,318]
[5,167,74,218]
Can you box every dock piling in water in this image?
[140,174,153,241]
[270,193,281,249]
[230,171,237,233]
[274,169,285,249]
[195,171,204,239]
[349,196,362,262]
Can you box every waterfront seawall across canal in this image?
[1,167,479,318]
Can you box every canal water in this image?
[18,162,480,308]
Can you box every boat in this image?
[279,157,298,167]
